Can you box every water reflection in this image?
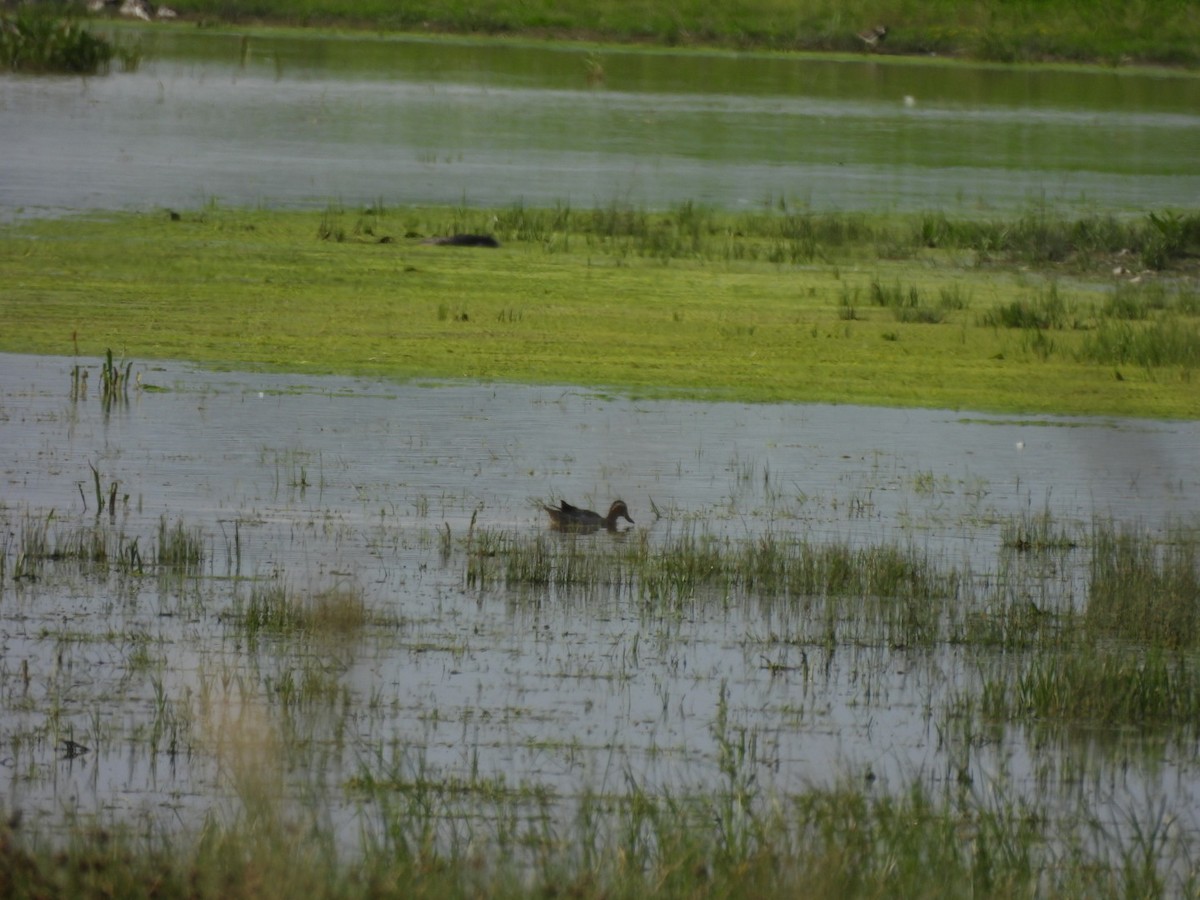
[2,32,1197,215]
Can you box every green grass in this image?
[2,204,1198,418]
[1,10,117,74]
[130,0,1200,68]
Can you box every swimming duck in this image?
[544,500,634,532]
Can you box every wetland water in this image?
[2,352,1199,855]
[2,30,1199,215]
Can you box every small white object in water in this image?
[1015,440,1025,451]
[903,95,916,108]
[258,391,265,399]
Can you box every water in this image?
[2,352,1198,854]
[3,28,1200,874]
[2,30,1198,215]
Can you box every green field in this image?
[2,204,1198,418]
[145,0,1200,68]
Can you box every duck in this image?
[544,500,634,532]
[857,25,888,49]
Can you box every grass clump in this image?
[1079,320,1200,370]
[980,649,1200,735]
[474,528,962,646]
[240,581,369,638]
[1085,522,1200,649]
[1000,508,1079,553]
[156,517,205,573]
[980,284,1073,330]
[868,279,966,324]
[12,510,140,579]
[1,11,117,75]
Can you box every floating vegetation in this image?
[6,206,1200,417]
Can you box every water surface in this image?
[3,30,1198,215]
[2,352,1198,855]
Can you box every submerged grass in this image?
[3,475,1200,895]
[2,204,1197,418]
[1086,521,1200,648]
[980,649,1200,736]
[156,516,205,573]
[238,580,372,639]
[474,527,963,646]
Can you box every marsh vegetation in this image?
[0,9,140,74]
[3,204,1198,418]
[1,354,1198,897]
[3,14,1198,893]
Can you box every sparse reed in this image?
[1085,521,1199,648]
[470,527,961,644]
[156,516,205,573]
[99,349,133,409]
[981,648,1200,735]
[1000,507,1079,553]
[240,580,369,638]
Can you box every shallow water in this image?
[2,352,1198,857]
[2,30,1199,215]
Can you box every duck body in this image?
[544,500,634,532]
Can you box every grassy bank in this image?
[133,0,1200,68]
[2,203,1198,418]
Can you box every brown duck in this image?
[544,500,634,532]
